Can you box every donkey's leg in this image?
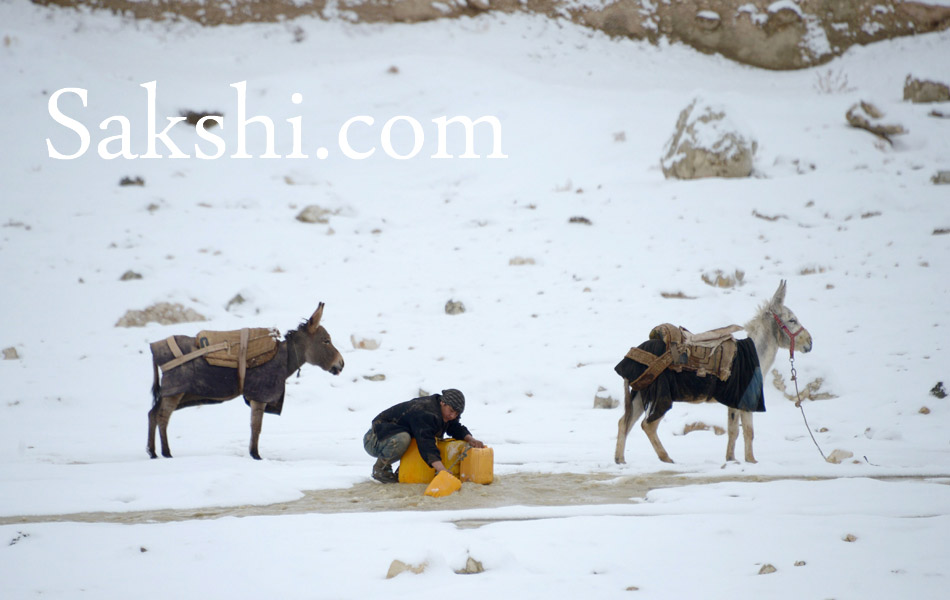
[249,400,266,460]
[726,408,740,462]
[147,403,159,459]
[642,415,673,463]
[157,394,183,458]
[739,410,756,463]
[615,380,644,464]
[147,360,161,459]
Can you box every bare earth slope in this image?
[34,0,950,70]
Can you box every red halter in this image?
[772,311,804,359]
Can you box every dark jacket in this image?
[371,394,472,467]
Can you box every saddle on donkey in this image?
[155,328,281,394]
[623,323,742,391]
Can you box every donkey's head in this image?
[301,303,345,375]
[767,280,813,355]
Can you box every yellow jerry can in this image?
[397,438,469,484]
[424,470,462,497]
[459,447,494,484]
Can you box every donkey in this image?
[614,281,812,465]
[147,303,344,460]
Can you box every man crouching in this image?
[363,388,485,483]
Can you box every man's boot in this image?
[372,457,398,483]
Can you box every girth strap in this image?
[624,346,674,391]
[237,327,249,395]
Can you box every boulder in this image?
[904,75,950,103]
[445,299,466,315]
[593,386,619,409]
[115,302,207,327]
[661,98,756,180]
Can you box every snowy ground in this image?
[1,2,949,598]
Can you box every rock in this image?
[846,101,906,144]
[115,302,206,328]
[683,422,725,435]
[931,382,947,399]
[119,270,143,281]
[758,564,777,575]
[661,98,756,180]
[593,386,619,409]
[445,300,465,315]
[225,294,246,312]
[509,257,536,266]
[794,561,806,567]
[904,75,950,104]
[702,269,745,288]
[568,216,592,225]
[919,406,931,415]
[363,374,386,382]
[932,171,950,185]
[386,559,427,579]
[350,335,380,350]
[2,347,19,360]
[38,1,950,71]
[454,556,485,574]
[119,176,144,186]
[842,534,857,543]
[825,449,854,464]
[295,205,333,224]
[180,109,223,127]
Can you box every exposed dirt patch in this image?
[0,471,820,525]
[33,0,950,70]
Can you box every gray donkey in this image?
[147,303,344,460]
[614,281,813,464]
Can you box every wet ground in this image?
[0,471,823,526]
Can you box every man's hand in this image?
[432,460,448,473]
[464,435,486,449]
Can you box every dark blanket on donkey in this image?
[151,335,288,415]
[614,337,764,423]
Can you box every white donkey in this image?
[614,280,813,464]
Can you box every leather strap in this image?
[625,346,674,391]
[166,336,183,358]
[237,328,249,395]
[159,340,228,373]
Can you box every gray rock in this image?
[593,386,619,409]
[115,303,206,328]
[445,300,466,315]
[904,75,950,104]
[296,205,333,224]
[661,98,756,180]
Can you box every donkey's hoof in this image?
[250,451,262,460]
[161,451,172,458]
[148,452,157,459]
[614,457,626,465]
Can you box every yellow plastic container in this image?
[459,447,494,484]
[424,470,462,497]
[397,439,469,484]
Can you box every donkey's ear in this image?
[307,302,325,334]
[770,280,787,310]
